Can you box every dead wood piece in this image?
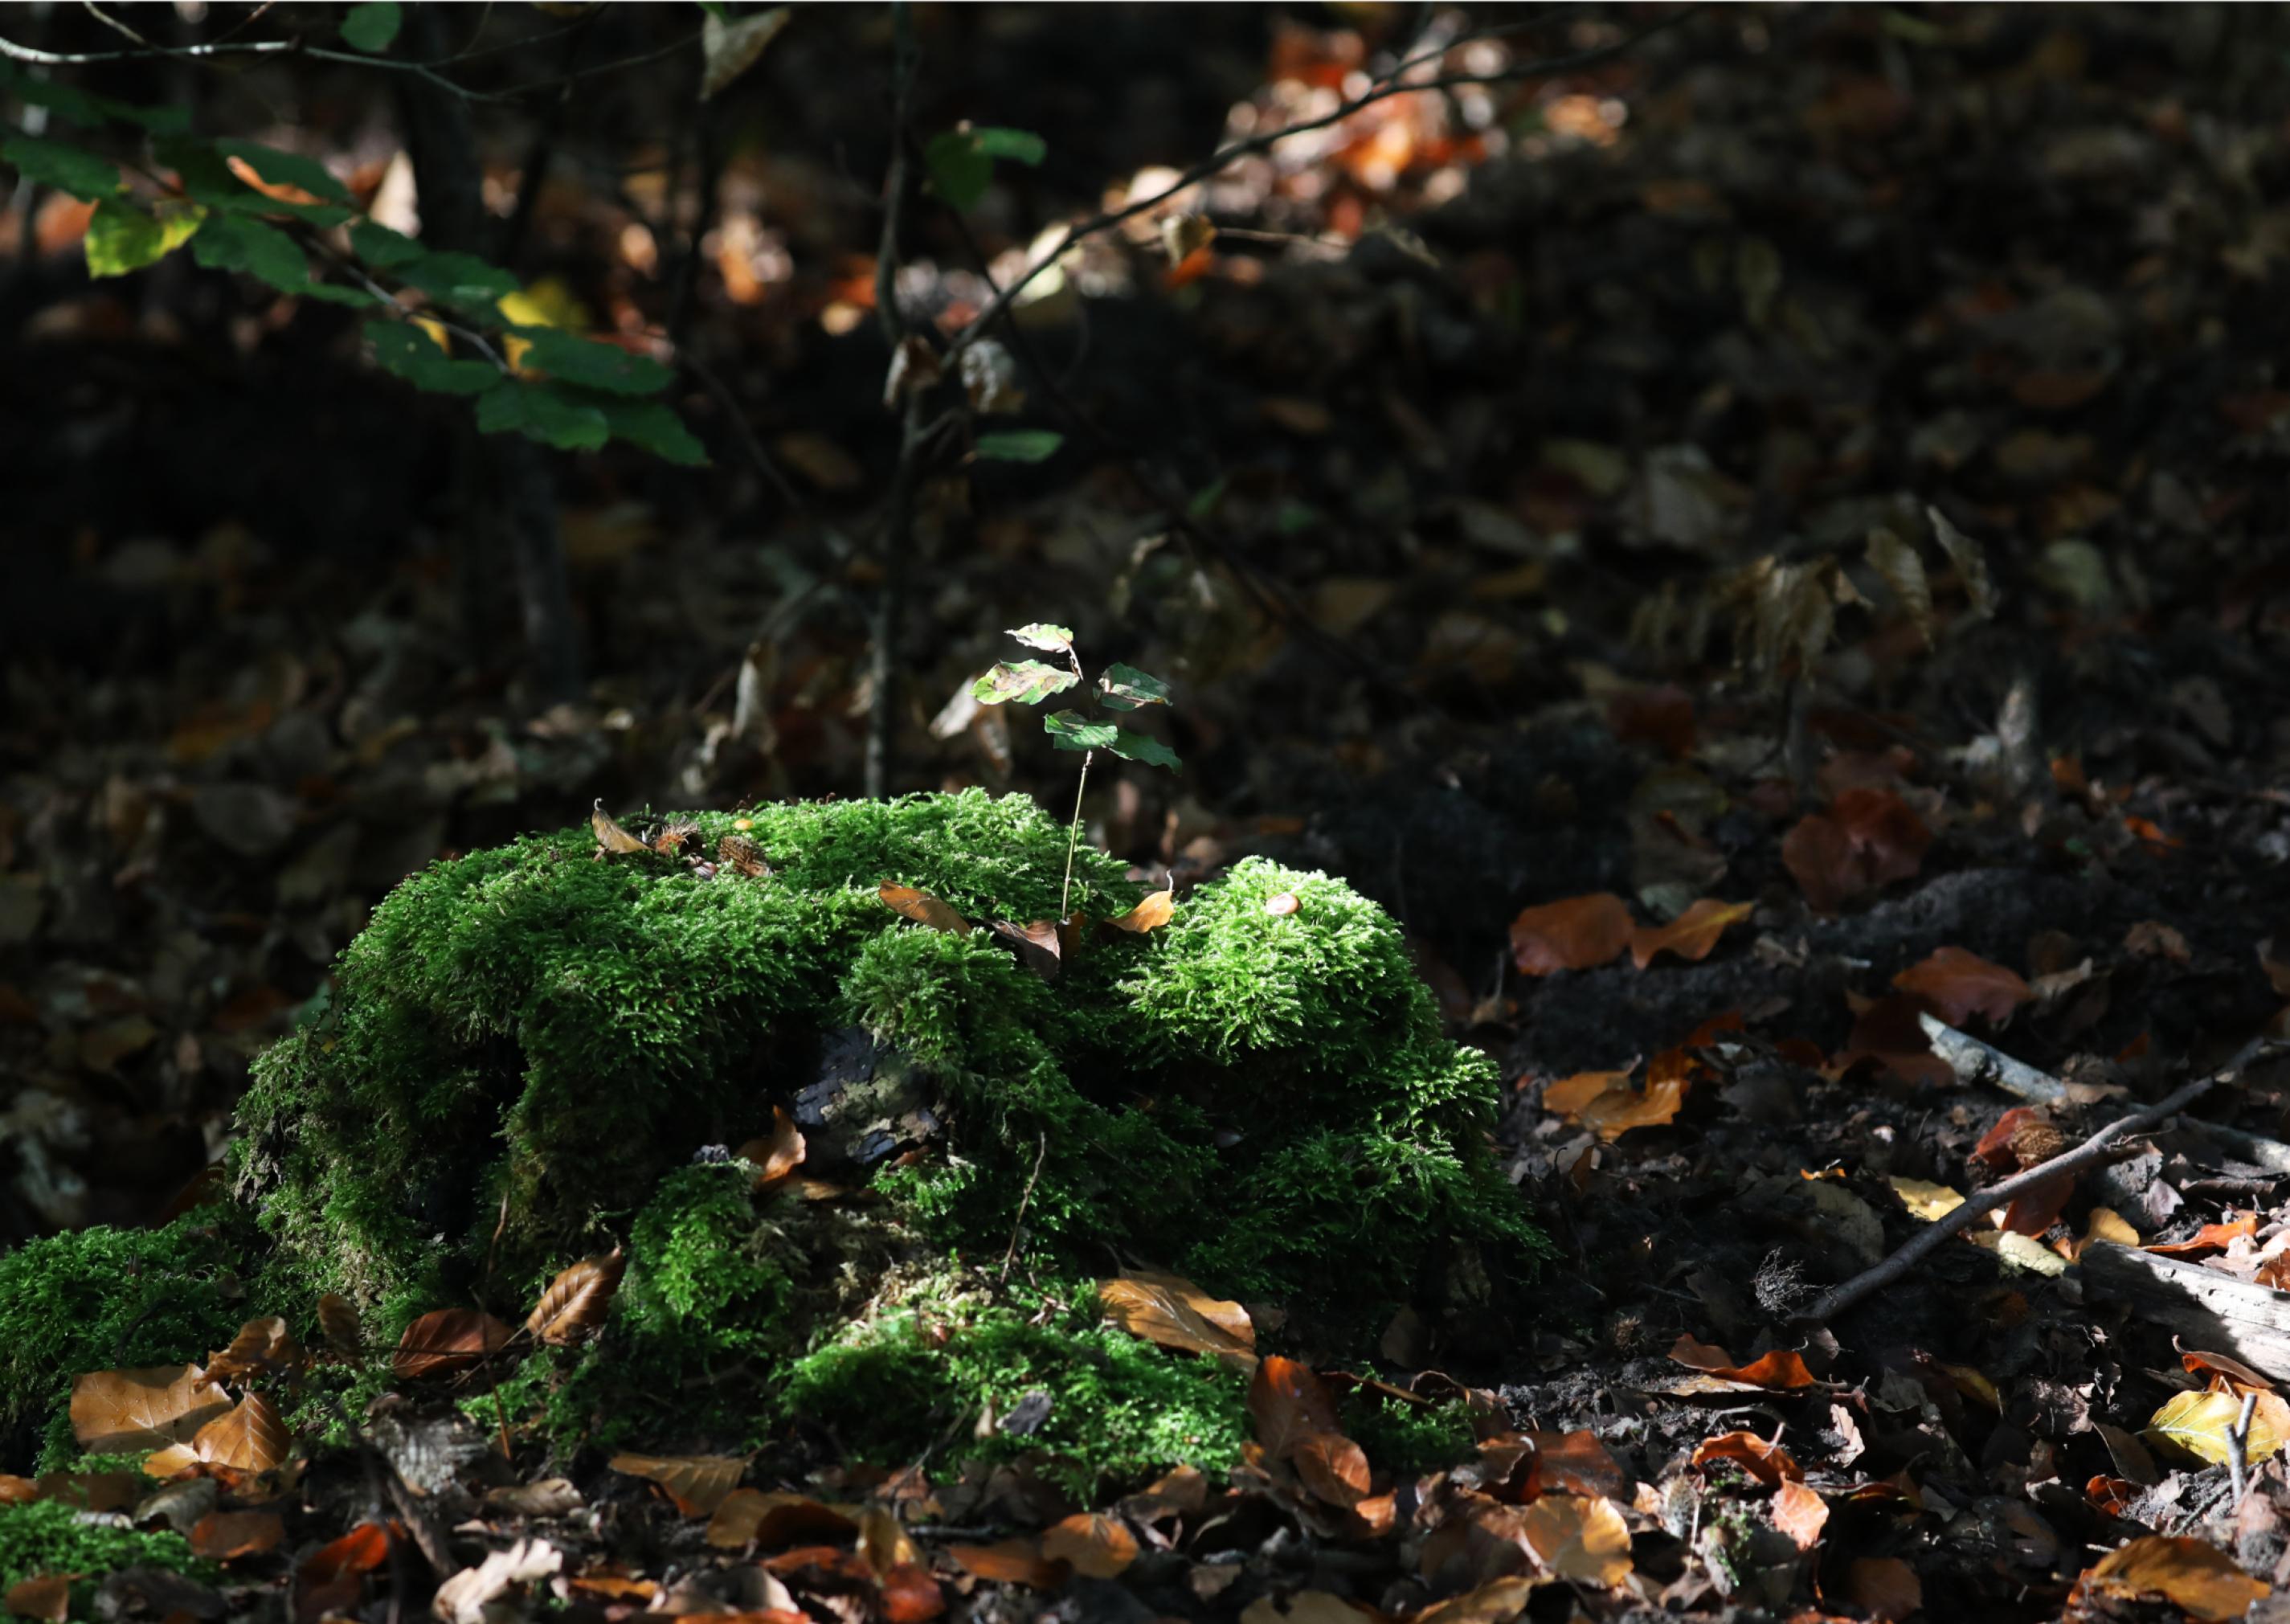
[2079,1243,2290,1383]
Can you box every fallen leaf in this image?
[947,1539,1066,1589]
[3,1577,71,1623]
[1098,1271,1257,1366]
[991,918,1064,980]
[0,1478,33,1505]
[1290,1433,1373,1509]
[525,1247,627,1345]
[317,1295,362,1357]
[2145,1386,2288,1467]
[1689,1430,1802,1486]
[1239,1593,1375,1624]
[609,1453,744,1518]
[877,1562,946,1623]
[189,1509,285,1561]
[1509,894,1634,976]
[1771,1480,1829,1549]
[482,1479,583,1517]
[1523,1430,1627,1499]
[591,800,651,856]
[300,1523,391,1585]
[1668,1336,1817,1391]
[857,1505,923,1577]
[1412,1578,1538,1624]
[1543,1067,1689,1141]
[705,1488,856,1549]
[1887,1175,1965,1221]
[1108,889,1175,932]
[432,1537,563,1624]
[1041,1512,1137,1579]
[2061,1207,2140,1262]
[1517,1492,1631,1585]
[1847,1556,1923,1622]
[1892,945,2032,1026]
[879,883,971,935]
[2148,1213,2258,1257]
[1781,787,1932,912]
[2084,1536,2268,1620]
[190,1392,290,1472]
[1249,1357,1343,1459]
[392,1308,514,1380]
[737,1107,807,1192]
[1628,898,1752,969]
[69,1366,229,1456]
[2182,1349,2276,1391]
[205,1317,302,1385]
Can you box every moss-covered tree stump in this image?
[3,791,1541,1483]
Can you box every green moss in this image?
[1344,1396,1478,1477]
[0,1500,218,1597]
[0,1211,253,1473]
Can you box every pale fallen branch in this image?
[2079,1244,2290,1384]
[1799,1033,2277,1326]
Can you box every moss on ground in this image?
[7,791,1543,1483]
[0,1499,218,1597]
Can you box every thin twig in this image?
[2229,1389,2258,1508]
[1059,751,1093,918]
[1000,1130,1049,1283]
[1798,1034,2280,1326]
[947,6,1703,359]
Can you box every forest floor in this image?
[10,4,2290,1621]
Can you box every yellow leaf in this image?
[1518,1493,1633,1585]
[1887,1176,1965,1222]
[2146,1388,2288,1468]
[2088,1536,2269,1622]
[497,276,591,333]
[1098,1271,1256,1366]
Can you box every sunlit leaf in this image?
[1107,889,1175,933]
[2145,1386,2288,1467]
[700,5,791,99]
[1249,1357,1342,1460]
[84,198,204,277]
[1667,1336,1816,1392]
[1509,894,1634,976]
[205,1317,303,1385]
[970,660,1078,706]
[1005,624,1073,652]
[1098,663,1170,710]
[879,882,971,935]
[1290,1432,1372,1509]
[1105,729,1180,771]
[591,800,651,855]
[1100,1271,1255,1366]
[1689,1430,1802,1485]
[609,1453,744,1518]
[947,1538,1065,1588]
[736,1107,806,1192]
[525,1246,627,1346]
[69,1365,229,1456]
[391,1308,514,1380]
[1041,1512,1136,1579]
[190,1391,290,1472]
[1771,1480,1829,1550]
[2084,1536,2269,1621]
[1519,1493,1632,1585]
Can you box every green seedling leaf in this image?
[976,430,1062,463]
[84,198,205,278]
[971,661,1078,706]
[349,219,424,269]
[599,398,709,466]
[215,140,353,206]
[3,135,122,201]
[6,70,185,132]
[1098,663,1170,710]
[340,1,403,52]
[1106,730,1181,771]
[1006,624,1074,653]
[1045,711,1118,753]
[368,321,501,395]
[973,127,1048,164]
[190,213,308,292]
[923,125,1045,211]
[477,378,611,452]
[514,327,674,395]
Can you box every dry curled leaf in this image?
[1628,898,1752,969]
[1041,1512,1137,1580]
[1668,1336,1817,1392]
[69,1365,229,1456]
[609,1453,744,1518]
[1098,1270,1256,1367]
[717,832,772,878]
[1509,893,1633,976]
[878,882,971,935]
[526,1246,627,1346]
[1690,1430,1803,1486]
[2083,1536,2269,1621]
[991,918,1063,981]
[188,1392,291,1472]
[205,1317,302,1386]
[1892,945,2032,1026]
[737,1107,806,1192]
[1770,1480,1829,1550]
[591,800,651,856]
[1108,888,1175,932]
[1519,1493,1632,1585]
[392,1308,515,1381]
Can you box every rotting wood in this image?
[2079,1243,2290,1383]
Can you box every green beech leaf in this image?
[971,127,1047,166]
[2,136,122,202]
[975,430,1062,464]
[84,198,204,277]
[923,125,1045,211]
[971,661,1078,706]
[1098,662,1169,710]
[340,1,403,52]
[599,398,709,466]
[476,378,611,452]
[349,219,425,269]
[513,327,673,395]
[190,213,308,292]
[1045,711,1118,752]
[303,283,383,307]
[1006,624,1074,652]
[368,321,501,395]
[1106,730,1181,771]
[398,249,520,310]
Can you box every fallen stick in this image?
[1800,1035,2277,1327]
[2079,1244,2290,1383]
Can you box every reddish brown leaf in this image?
[1770,1481,1828,1550]
[189,1509,285,1561]
[1781,787,1932,912]
[1509,894,1634,976]
[1999,1168,2075,1237]
[191,1392,290,1472]
[0,1477,35,1506]
[3,1577,72,1623]
[877,1564,946,1624]
[2147,1212,2259,1258]
[300,1523,392,1585]
[1290,1433,1373,1509]
[392,1308,515,1380]
[68,1365,229,1456]
[878,883,971,935]
[1041,1512,1137,1579]
[1098,1271,1256,1366]
[1523,1430,1627,1499]
[2182,1349,2276,1391]
[856,1504,922,1578]
[206,1317,302,1385]
[1689,1430,1802,1486]
[947,1539,1066,1589]
[737,1107,807,1192]
[1628,898,1752,970]
[610,1453,744,1518]
[1846,1557,1924,1623]
[526,1247,627,1346]
[1891,945,2032,1026]
[1249,1357,1342,1459]
[1668,1336,1817,1391]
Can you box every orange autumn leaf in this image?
[1629,898,1753,970]
[392,1308,515,1380]
[609,1453,745,1518]
[1508,894,1634,976]
[1542,1070,1630,1118]
[1518,1493,1632,1585]
[705,1489,856,1550]
[1771,1480,1829,1550]
[525,1247,628,1346]
[1098,1271,1256,1367]
[1249,1356,1343,1459]
[1891,945,2032,1026]
[2147,1212,2259,1258]
[1998,1168,2075,1237]
[877,883,971,935]
[1291,1432,1374,1509]
[1669,1335,1817,1391]
[3,1576,70,1623]
[190,1509,286,1561]
[189,1392,290,1472]
[2084,1536,2268,1622]
[1689,1430,1803,1487]
[1781,786,1932,913]
[947,1539,1066,1589]
[737,1107,807,1192]
[1041,1512,1137,1579]
[1547,1066,1691,1141]
[204,1317,303,1386]
[68,1365,229,1456]
[300,1523,392,1585]
[1107,889,1175,932]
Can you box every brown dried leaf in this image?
[1689,1430,1803,1486]
[1524,1430,1627,1500]
[1249,1357,1343,1460]
[737,1107,807,1192]
[189,1509,285,1561]
[991,918,1063,981]
[190,1392,290,1472]
[1098,1271,1256,1366]
[1847,1555,1924,1622]
[2083,1536,2269,1621]
[1669,1337,1817,1392]
[947,1539,1066,1588]
[69,1365,229,1456]
[1509,894,1634,976]
[1519,1493,1631,1585]
[1107,889,1175,933]
[1781,787,1932,913]
[591,800,651,856]
[1413,1578,1537,1624]
[1041,1512,1137,1579]
[1892,945,2032,1026]
[1628,898,1752,970]
[1290,1433,1372,1510]
[205,1317,302,1385]
[610,1452,744,1518]
[391,1308,514,1381]
[717,833,773,878]
[704,1488,856,1549]
[317,1295,362,1358]
[1770,1480,1829,1550]
[878,883,971,935]
[525,1247,627,1346]
[3,1577,71,1622]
